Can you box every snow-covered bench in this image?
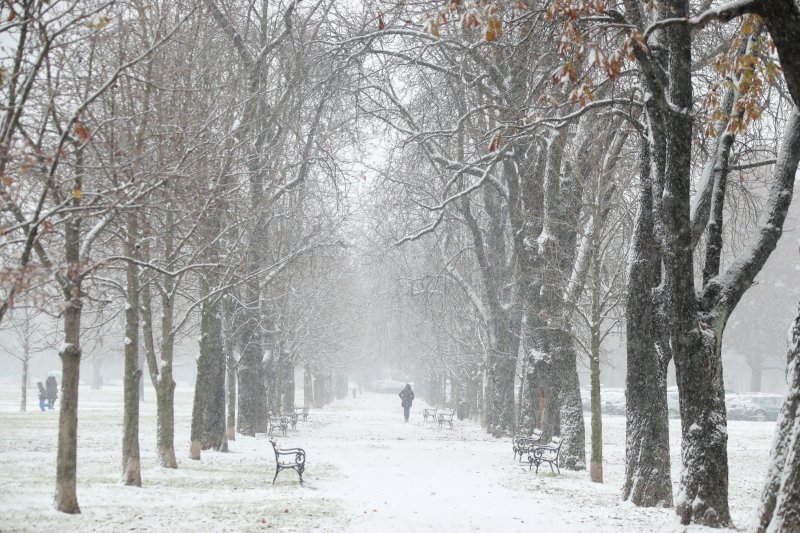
[512,429,543,462]
[270,439,306,485]
[281,411,298,431]
[422,408,438,422]
[437,408,455,429]
[268,412,289,437]
[528,436,562,475]
[294,406,309,422]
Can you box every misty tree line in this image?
[1,0,799,530]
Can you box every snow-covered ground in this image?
[0,386,776,532]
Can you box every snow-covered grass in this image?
[0,386,776,532]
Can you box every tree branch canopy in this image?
[704,107,800,315]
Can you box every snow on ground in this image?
[0,386,776,532]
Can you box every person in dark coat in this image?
[399,384,415,422]
[37,382,47,412]
[45,375,58,410]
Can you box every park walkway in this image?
[296,391,628,532]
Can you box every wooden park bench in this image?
[437,408,455,429]
[294,406,309,422]
[268,412,289,437]
[528,436,563,475]
[270,439,306,485]
[422,408,438,422]
[512,429,543,462]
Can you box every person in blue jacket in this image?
[37,382,47,412]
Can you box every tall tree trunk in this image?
[237,313,267,434]
[56,307,81,513]
[201,295,227,451]
[312,368,325,408]
[155,308,177,468]
[226,348,237,441]
[485,335,518,434]
[190,343,207,460]
[522,336,562,440]
[623,137,673,507]
[54,148,84,514]
[663,7,731,521]
[121,211,142,486]
[141,222,178,468]
[55,228,81,513]
[304,364,313,408]
[520,132,573,443]
[589,327,602,482]
[558,335,586,470]
[190,262,211,458]
[755,299,800,532]
[20,351,29,413]
[276,350,295,409]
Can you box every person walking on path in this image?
[45,375,58,410]
[37,382,47,412]
[399,384,415,422]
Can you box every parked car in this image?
[601,388,626,416]
[739,394,783,422]
[725,394,748,421]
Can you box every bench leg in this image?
[272,467,280,485]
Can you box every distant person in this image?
[37,382,47,412]
[45,375,58,410]
[399,383,415,422]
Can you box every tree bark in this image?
[623,140,673,507]
[121,211,142,486]
[55,217,82,514]
[559,344,586,470]
[754,299,800,532]
[589,230,603,483]
[304,364,313,408]
[226,345,237,441]
[201,295,227,451]
[20,350,29,413]
[141,222,178,468]
[189,326,207,460]
[662,3,731,521]
[54,146,85,514]
[589,332,602,482]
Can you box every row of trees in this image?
[0,0,375,513]
[1,0,799,529]
[346,0,800,529]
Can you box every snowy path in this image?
[300,393,668,532]
[0,386,775,532]
[308,394,541,532]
